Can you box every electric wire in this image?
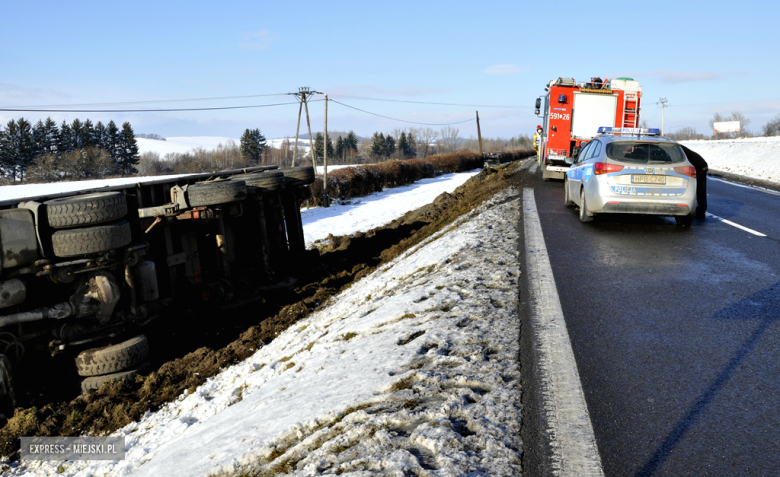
[0,93,289,109]
[329,94,526,109]
[0,102,299,113]
[329,99,475,126]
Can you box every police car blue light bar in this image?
[597,127,661,136]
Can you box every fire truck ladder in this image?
[622,93,639,128]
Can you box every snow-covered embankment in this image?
[680,136,780,183]
[15,186,523,476]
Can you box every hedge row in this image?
[307,150,534,206]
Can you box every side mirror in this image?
[565,156,574,165]
[535,98,541,109]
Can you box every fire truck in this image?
[534,77,642,180]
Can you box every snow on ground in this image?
[136,137,240,156]
[680,136,780,183]
[10,185,523,477]
[301,170,481,247]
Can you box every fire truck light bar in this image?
[597,127,661,136]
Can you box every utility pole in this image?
[288,87,322,167]
[659,98,668,135]
[476,111,483,155]
[323,94,330,207]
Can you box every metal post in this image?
[323,94,330,207]
[292,98,303,167]
[476,111,483,155]
[304,99,316,171]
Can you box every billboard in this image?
[713,121,741,133]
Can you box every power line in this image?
[329,94,527,109]
[329,99,475,126]
[0,93,288,109]
[0,102,299,113]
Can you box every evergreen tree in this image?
[239,128,268,164]
[59,121,74,155]
[105,120,120,159]
[71,119,84,149]
[116,122,139,174]
[94,121,106,150]
[314,132,334,162]
[384,134,396,157]
[406,130,417,158]
[32,120,47,159]
[344,131,359,160]
[81,119,95,148]
[42,117,59,156]
[0,120,17,179]
[335,136,345,161]
[369,132,387,157]
[397,131,414,159]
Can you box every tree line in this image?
[0,117,140,183]
[667,111,780,141]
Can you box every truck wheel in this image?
[45,192,127,229]
[75,335,149,377]
[187,180,247,207]
[51,221,132,258]
[234,172,286,191]
[0,355,15,422]
[579,189,594,223]
[280,166,315,185]
[80,363,150,393]
[564,178,574,207]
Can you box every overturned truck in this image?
[0,165,316,419]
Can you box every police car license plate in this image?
[632,175,665,184]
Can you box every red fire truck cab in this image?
[535,77,642,180]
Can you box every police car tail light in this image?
[673,166,696,177]
[593,163,624,175]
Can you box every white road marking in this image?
[523,188,605,477]
[529,162,538,174]
[706,212,767,237]
[711,177,780,196]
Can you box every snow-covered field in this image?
[10,183,523,476]
[680,136,780,183]
[301,170,480,247]
[137,137,310,157]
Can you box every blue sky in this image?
[1,0,777,140]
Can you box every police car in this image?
[563,127,697,226]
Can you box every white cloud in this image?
[482,64,524,76]
[239,30,273,51]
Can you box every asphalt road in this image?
[531,172,780,476]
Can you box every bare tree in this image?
[763,113,780,137]
[710,111,752,139]
[414,127,439,158]
[438,126,460,153]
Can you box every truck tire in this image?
[187,180,247,207]
[280,166,315,185]
[80,363,150,393]
[51,221,132,258]
[234,172,286,191]
[0,355,15,421]
[75,335,149,377]
[45,192,127,229]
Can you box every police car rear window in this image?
[606,142,685,164]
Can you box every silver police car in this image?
[563,127,697,225]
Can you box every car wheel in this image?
[75,335,149,377]
[579,189,593,223]
[564,178,574,207]
[45,192,128,229]
[187,180,248,207]
[51,221,132,258]
[675,213,695,226]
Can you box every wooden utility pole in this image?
[292,100,303,166]
[323,94,330,207]
[476,111,484,155]
[289,87,322,167]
